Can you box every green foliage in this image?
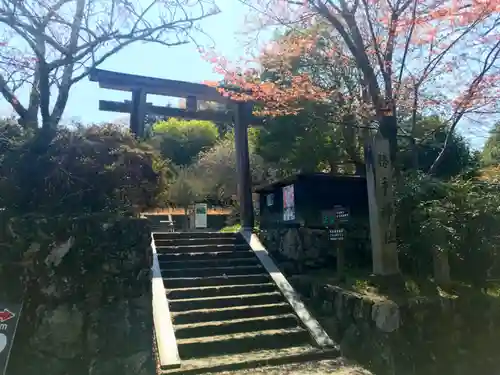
[220,223,260,233]
[219,224,242,233]
[151,118,219,166]
[0,118,31,162]
[256,26,364,174]
[397,116,478,178]
[194,131,267,204]
[165,165,209,229]
[166,165,208,208]
[255,102,362,174]
[481,122,500,166]
[396,172,500,284]
[0,122,169,217]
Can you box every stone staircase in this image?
[154,231,338,374]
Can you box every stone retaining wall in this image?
[0,216,154,375]
[291,276,500,375]
[259,220,371,271]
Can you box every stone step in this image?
[163,274,271,289]
[158,251,255,263]
[154,232,238,240]
[168,292,284,312]
[155,244,249,253]
[177,327,312,359]
[154,237,245,246]
[174,314,300,339]
[167,283,277,300]
[161,345,338,375]
[172,303,293,325]
[151,223,174,231]
[160,257,260,270]
[161,265,264,278]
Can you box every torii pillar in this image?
[233,101,255,230]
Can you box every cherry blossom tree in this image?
[204,0,500,172]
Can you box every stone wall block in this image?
[4,217,154,375]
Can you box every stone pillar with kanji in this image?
[365,132,399,275]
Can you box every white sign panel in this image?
[282,185,295,221]
[194,203,208,229]
[266,193,274,207]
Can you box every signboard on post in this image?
[0,303,22,375]
[329,228,345,241]
[194,203,208,229]
[365,132,399,275]
[322,205,350,227]
[282,185,295,221]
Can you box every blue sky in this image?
[0,1,250,123]
[0,2,488,148]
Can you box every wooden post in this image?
[234,102,255,230]
[365,131,399,275]
[336,224,345,281]
[186,96,197,112]
[130,89,147,137]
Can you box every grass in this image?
[292,268,500,304]
[219,224,260,233]
[486,282,500,297]
[220,224,242,233]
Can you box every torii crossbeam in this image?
[89,68,257,229]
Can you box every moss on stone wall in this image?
[291,276,500,375]
[2,216,154,375]
[0,120,167,374]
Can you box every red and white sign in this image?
[0,334,6,354]
[0,303,23,375]
[0,310,15,324]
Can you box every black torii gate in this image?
[89,68,258,229]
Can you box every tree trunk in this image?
[328,160,337,174]
[18,116,38,130]
[378,113,398,165]
[432,246,451,287]
[410,87,419,170]
[355,162,366,176]
[409,136,419,170]
[183,207,189,231]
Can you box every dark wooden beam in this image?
[99,100,264,125]
[186,96,197,111]
[130,89,146,137]
[89,68,230,104]
[234,101,255,229]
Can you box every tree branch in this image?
[0,0,218,129]
[429,39,500,173]
[0,73,27,118]
[310,0,383,112]
[49,0,86,128]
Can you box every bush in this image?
[151,118,219,166]
[0,123,169,217]
[194,132,267,205]
[396,172,500,285]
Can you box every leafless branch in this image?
[0,0,219,129]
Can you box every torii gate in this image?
[89,68,260,230]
